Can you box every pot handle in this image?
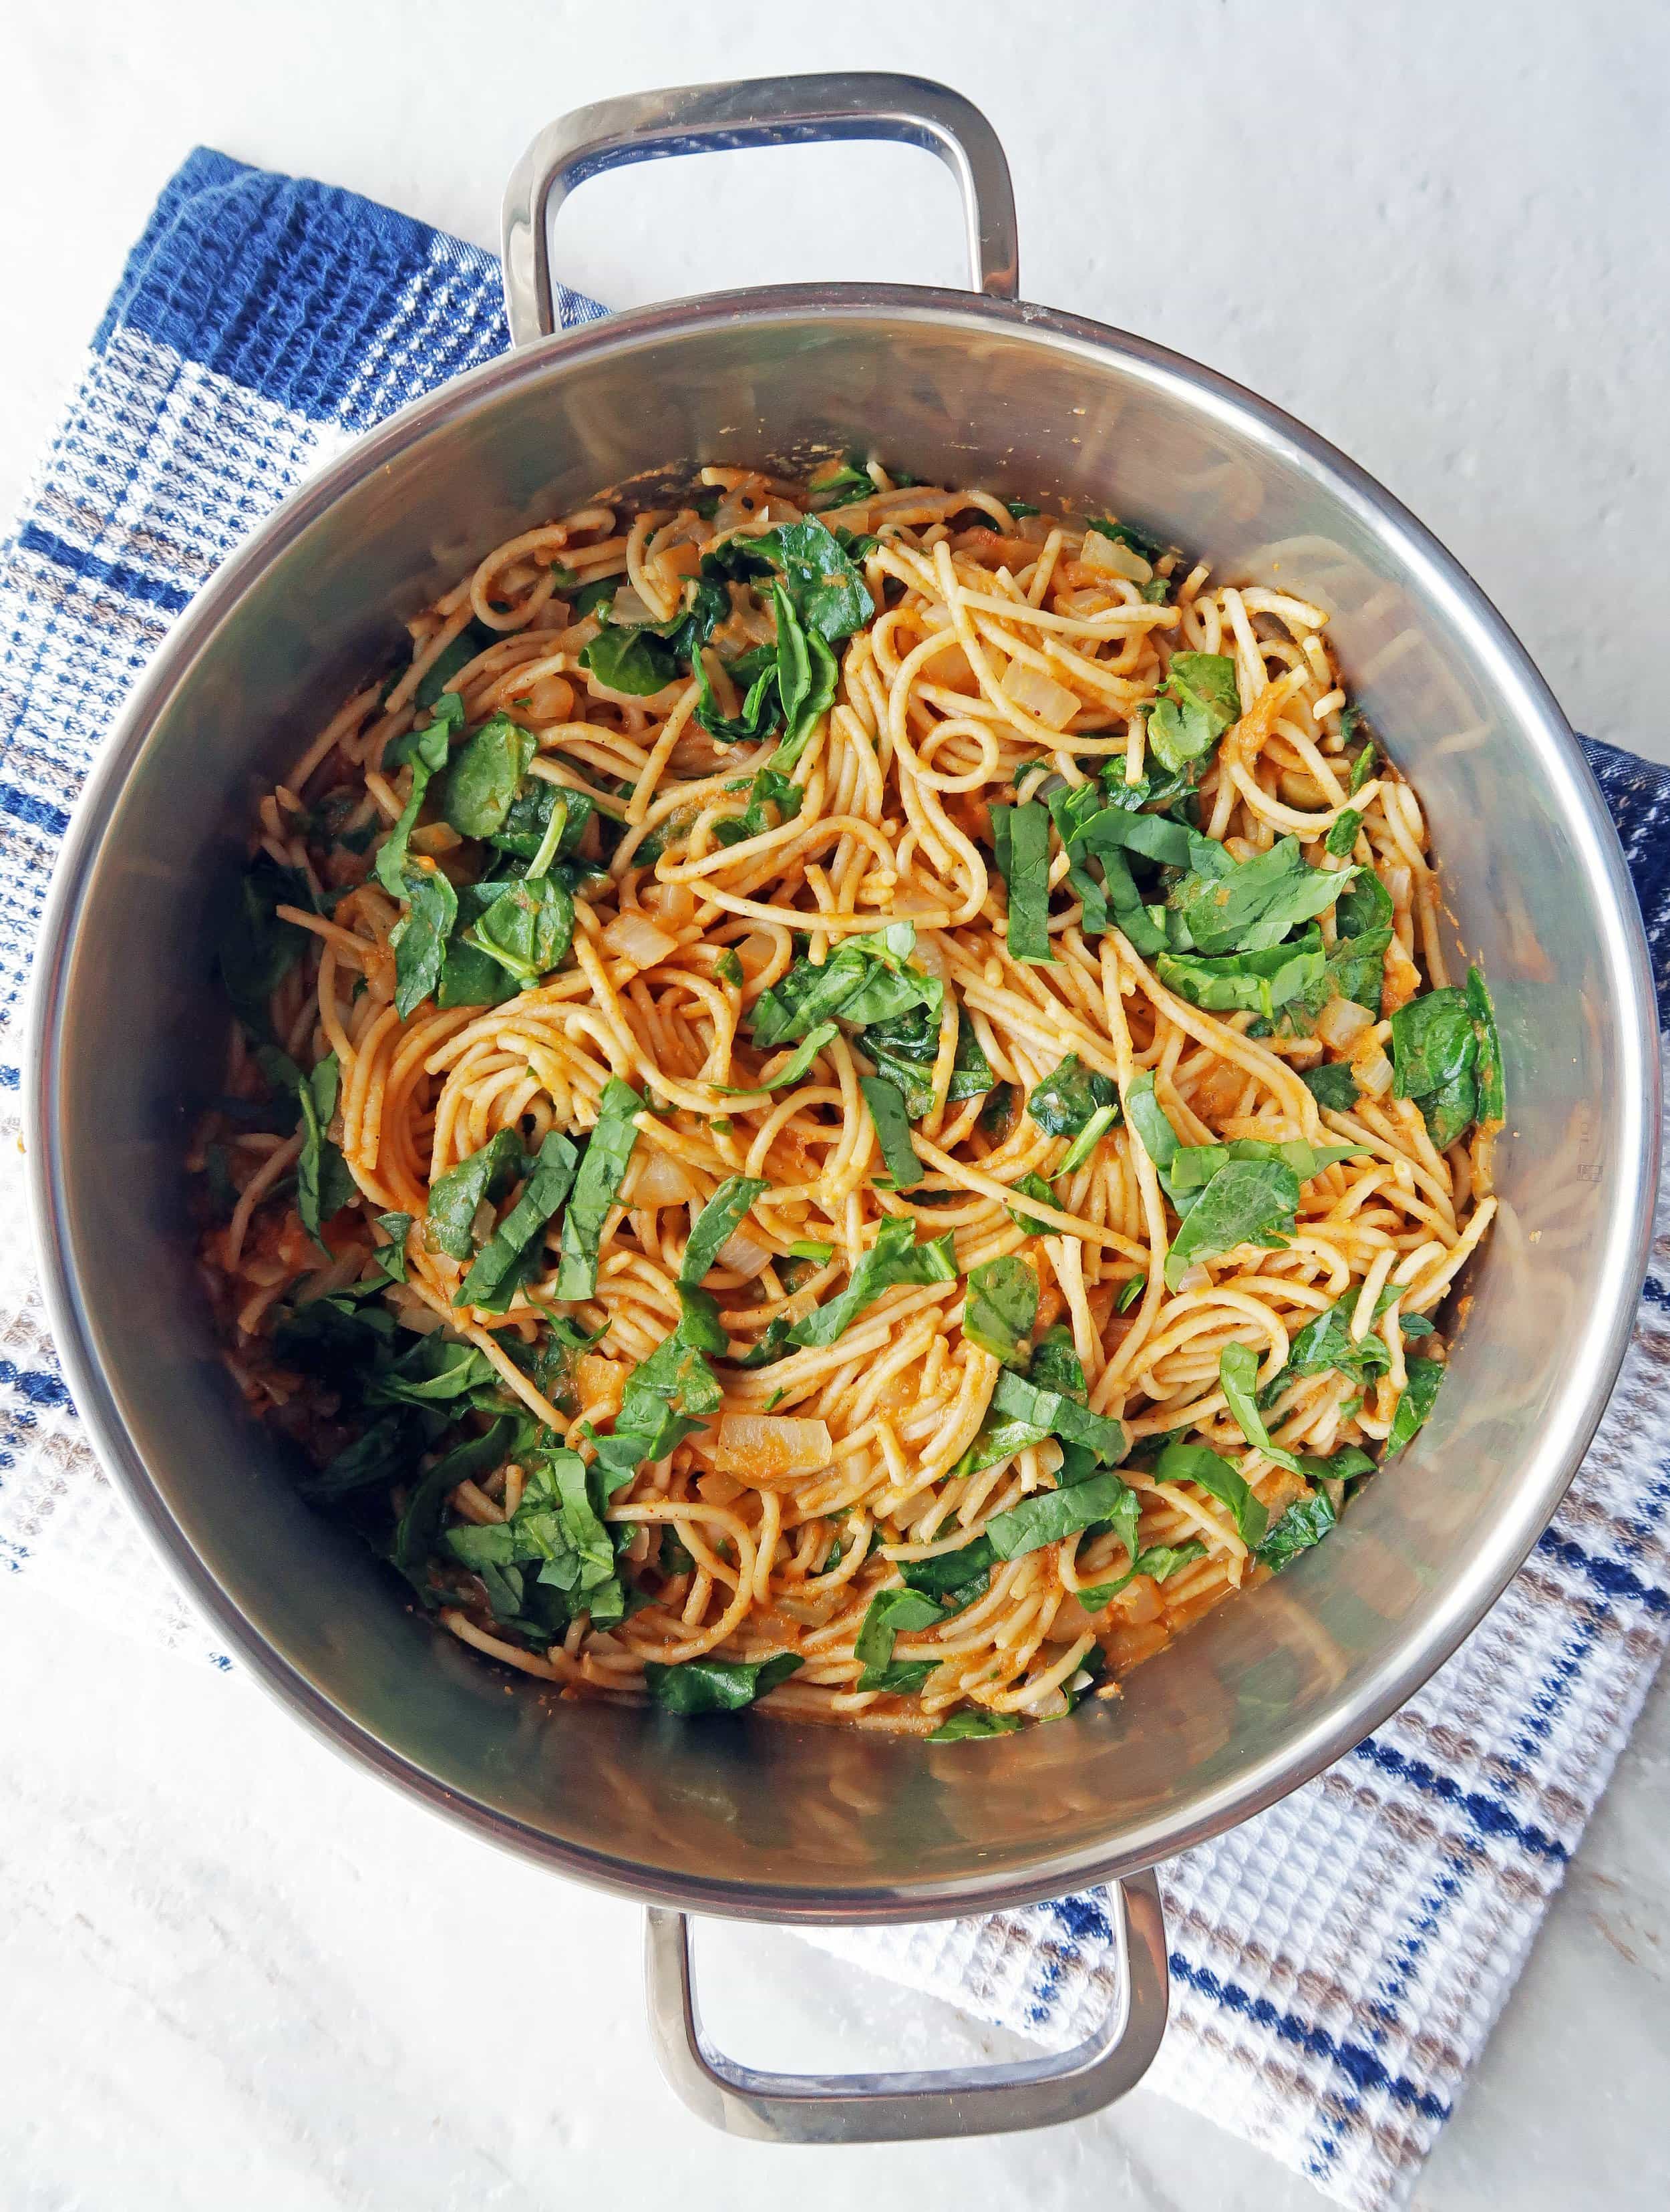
[642,1869,1168,2144]
[501,71,1019,347]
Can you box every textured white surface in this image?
[7,0,1670,758]
[3,2,1669,2206]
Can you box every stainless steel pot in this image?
[26,73,1659,2143]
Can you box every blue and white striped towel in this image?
[2,150,1667,2212]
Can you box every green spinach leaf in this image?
[855,1585,946,1689]
[1148,651,1240,773]
[1253,1489,1338,1570]
[1164,1157,1300,1289]
[860,1074,925,1191]
[554,1078,643,1300]
[468,873,575,986]
[679,1175,770,1287]
[219,854,309,1036]
[1157,927,1329,1019]
[963,1256,1038,1367]
[1303,1062,1360,1110]
[454,1132,580,1313]
[426,1127,528,1261]
[927,1708,1022,1740]
[715,1019,840,1096]
[374,704,456,897]
[442,714,536,840]
[1387,1356,1444,1455]
[1154,1437,1269,1546]
[1169,838,1355,958]
[1077,1539,1206,1609]
[1027,1053,1118,1138]
[389,861,458,1017]
[294,1052,357,1247]
[1466,965,1505,1123]
[1218,1341,1302,1474]
[987,1470,1134,1560]
[750,923,939,1048]
[992,799,1055,965]
[788,1213,958,1348]
[644,1651,803,1714]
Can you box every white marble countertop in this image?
[4,3,1668,2205]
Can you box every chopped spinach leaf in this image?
[1153,1437,1269,1546]
[644,1651,803,1714]
[1006,1170,1057,1234]
[1466,966,1505,1123]
[1148,651,1239,774]
[1253,1490,1337,1570]
[554,1078,643,1300]
[1387,1356,1444,1455]
[767,583,840,773]
[374,709,454,897]
[393,1416,520,1590]
[454,1132,580,1312]
[900,1535,999,1605]
[1158,929,1329,1019]
[962,1256,1038,1367]
[1303,1062,1361,1110]
[1027,1053,1118,1139]
[1164,1156,1300,1289]
[928,1708,1022,1740]
[987,1470,1135,1560]
[1077,1539,1206,1609]
[1125,1072,1181,1176]
[716,1019,840,1096]
[679,1174,770,1287]
[750,923,939,1048]
[218,854,309,1037]
[442,714,536,840]
[788,1213,958,1348]
[426,1128,527,1261]
[389,860,458,1017]
[860,1074,925,1191]
[1169,838,1357,959]
[992,799,1056,965]
[1218,1341,1302,1474]
[466,873,574,987]
[855,1585,946,1688]
[741,516,874,643]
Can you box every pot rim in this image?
[26,281,1659,1923]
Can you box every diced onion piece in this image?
[1001,659,1081,730]
[1316,995,1374,1050]
[1353,1043,1395,1099]
[626,1148,699,1208]
[714,1412,834,1480]
[1278,770,1327,808]
[607,584,659,625]
[574,1354,628,1422]
[1383,864,1413,913]
[643,879,696,928]
[603,911,679,971]
[716,1230,774,1281]
[1081,530,1153,584]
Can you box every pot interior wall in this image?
[46,297,1647,1912]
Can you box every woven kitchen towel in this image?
[2,150,1667,2212]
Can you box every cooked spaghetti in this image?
[192,458,1503,1737]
